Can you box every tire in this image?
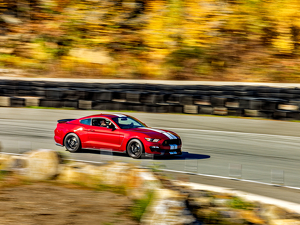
[127,139,144,159]
[64,133,81,153]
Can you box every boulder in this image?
[22,149,61,181]
[189,197,212,208]
[260,205,288,221]
[69,48,112,64]
[58,161,134,188]
[126,168,162,200]
[238,210,265,224]
[0,154,27,171]
[58,162,101,187]
[141,189,197,225]
[213,198,230,207]
[0,154,13,170]
[98,162,132,187]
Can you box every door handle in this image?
[89,129,95,132]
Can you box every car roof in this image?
[80,113,129,120]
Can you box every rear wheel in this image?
[64,133,81,152]
[127,139,144,159]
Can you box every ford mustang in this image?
[54,113,182,158]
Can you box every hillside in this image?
[1,0,300,82]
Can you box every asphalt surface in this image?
[1,108,300,204]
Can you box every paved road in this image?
[1,108,300,203]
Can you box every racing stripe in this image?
[163,132,174,139]
[139,128,173,139]
[168,133,178,139]
[113,114,126,117]
[139,127,178,140]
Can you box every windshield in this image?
[112,116,146,129]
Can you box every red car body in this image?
[54,113,182,157]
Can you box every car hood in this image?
[128,127,180,140]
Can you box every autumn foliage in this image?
[1,0,300,81]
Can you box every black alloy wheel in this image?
[64,133,81,152]
[127,139,144,159]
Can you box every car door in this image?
[88,118,121,150]
[78,118,93,149]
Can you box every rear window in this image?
[80,118,91,125]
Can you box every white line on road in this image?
[156,127,300,141]
[3,152,300,191]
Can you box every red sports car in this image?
[54,113,182,158]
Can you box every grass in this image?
[130,191,154,221]
[148,163,167,173]
[227,196,254,210]
[96,183,127,195]
[55,150,71,164]
[69,179,127,195]
[0,170,9,181]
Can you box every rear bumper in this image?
[54,135,63,146]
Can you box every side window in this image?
[92,118,109,127]
[80,118,91,125]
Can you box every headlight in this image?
[145,138,160,142]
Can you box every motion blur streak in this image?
[1,0,300,82]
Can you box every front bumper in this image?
[147,145,182,156]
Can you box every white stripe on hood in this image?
[139,127,177,140]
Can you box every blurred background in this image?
[1,0,300,82]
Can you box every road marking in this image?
[156,127,300,141]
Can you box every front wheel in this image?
[127,139,144,159]
[64,133,81,153]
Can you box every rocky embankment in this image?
[1,149,300,224]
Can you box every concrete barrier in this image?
[2,79,300,119]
